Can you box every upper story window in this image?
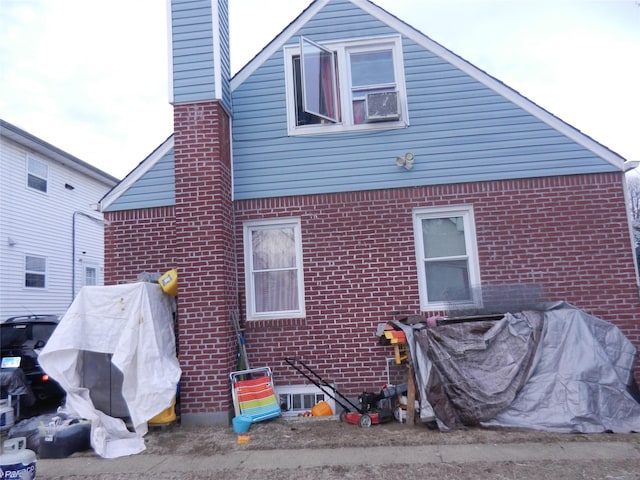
[243,218,306,320]
[297,37,339,124]
[25,255,47,288]
[285,35,408,136]
[413,206,481,311]
[27,156,48,193]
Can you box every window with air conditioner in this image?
[285,35,408,135]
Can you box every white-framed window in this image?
[243,217,305,320]
[276,385,336,417]
[27,155,48,193]
[284,35,408,136]
[413,206,481,310]
[84,264,98,286]
[25,255,47,288]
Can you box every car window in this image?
[1,324,29,349]
[32,324,57,345]
[1,322,57,350]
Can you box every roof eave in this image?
[0,119,120,185]
[99,135,175,212]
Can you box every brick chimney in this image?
[168,0,236,425]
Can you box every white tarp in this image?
[39,282,181,458]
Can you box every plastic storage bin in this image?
[232,415,252,433]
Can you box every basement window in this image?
[276,385,336,417]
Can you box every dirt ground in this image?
[138,415,639,456]
[8,411,640,479]
[111,416,640,480]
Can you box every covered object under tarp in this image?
[396,302,640,433]
[39,282,181,458]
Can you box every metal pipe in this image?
[71,211,108,303]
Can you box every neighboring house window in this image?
[413,206,481,310]
[243,218,305,320]
[25,255,46,288]
[285,35,407,135]
[84,265,98,286]
[27,156,48,193]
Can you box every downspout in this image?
[622,171,640,292]
[71,210,109,303]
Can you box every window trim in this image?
[25,254,47,289]
[284,34,408,136]
[412,205,481,311]
[243,217,306,321]
[26,155,48,193]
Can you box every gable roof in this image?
[102,0,633,211]
[100,134,174,212]
[232,0,627,170]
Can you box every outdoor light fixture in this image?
[396,152,414,170]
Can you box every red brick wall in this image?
[105,102,239,420]
[105,171,640,414]
[172,101,237,418]
[235,173,640,396]
[104,206,177,284]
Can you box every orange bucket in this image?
[311,401,332,417]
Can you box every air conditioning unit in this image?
[365,91,400,122]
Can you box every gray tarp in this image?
[399,302,640,433]
[0,368,36,406]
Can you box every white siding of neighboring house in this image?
[0,134,114,319]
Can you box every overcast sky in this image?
[1,0,638,180]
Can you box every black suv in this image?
[1,314,65,403]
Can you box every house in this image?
[0,119,118,319]
[99,0,640,426]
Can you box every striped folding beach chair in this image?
[230,367,281,422]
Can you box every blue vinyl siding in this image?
[230,0,616,200]
[103,151,175,212]
[171,0,231,112]
[217,0,231,110]
[106,0,620,212]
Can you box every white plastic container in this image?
[0,399,14,431]
[1,437,37,480]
